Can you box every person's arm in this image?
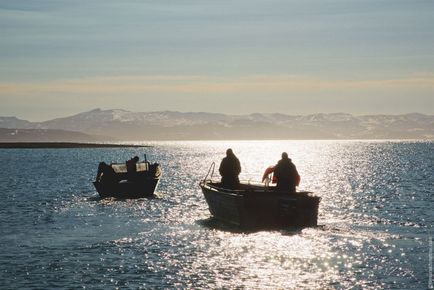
[219,159,224,175]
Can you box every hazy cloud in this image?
[1,74,434,95]
[1,1,434,118]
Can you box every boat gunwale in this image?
[200,179,319,199]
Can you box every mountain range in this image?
[1,108,433,141]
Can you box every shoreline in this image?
[0,142,150,149]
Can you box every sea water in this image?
[0,140,432,289]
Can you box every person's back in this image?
[96,162,119,184]
[274,152,298,192]
[126,156,139,181]
[219,149,241,189]
[126,156,139,172]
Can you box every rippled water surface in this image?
[0,141,433,289]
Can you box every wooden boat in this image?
[200,163,320,229]
[200,180,320,229]
[93,160,162,199]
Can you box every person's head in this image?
[133,156,139,162]
[281,152,288,159]
[226,148,233,156]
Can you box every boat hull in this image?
[94,177,160,199]
[201,182,320,229]
[94,161,161,199]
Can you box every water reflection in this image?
[151,140,430,289]
[0,140,431,289]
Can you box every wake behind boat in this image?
[93,156,162,199]
[200,163,320,229]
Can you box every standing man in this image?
[274,152,299,192]
[219,148,241,189]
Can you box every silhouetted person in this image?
[274,152,299,192]
[126,156,139,181]
[219,148,241,189]
[96,162,118,184]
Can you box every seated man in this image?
[96,162,118,184]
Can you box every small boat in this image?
[93,159,162,199]
[200,163,320,229]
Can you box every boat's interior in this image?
[111,162,150,173]
[205,180,314,196]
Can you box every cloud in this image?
[1,74,434,96]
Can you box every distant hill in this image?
[1,109,433,141]
[0,127,113,142]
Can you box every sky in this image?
[0,0,433,121]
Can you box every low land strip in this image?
[0,142,148,149]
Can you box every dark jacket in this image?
[274,157,298,192]
[219,154,241,189]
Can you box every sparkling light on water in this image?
[0,141,432,289]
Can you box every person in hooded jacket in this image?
[219,148,241,189]
[274,152,299,192]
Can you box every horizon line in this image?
[1,107,433,123]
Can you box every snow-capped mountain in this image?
[1,109,433,140]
